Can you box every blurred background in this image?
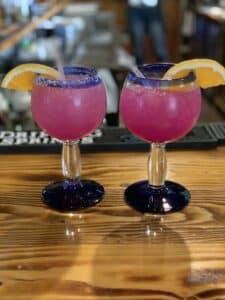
[0,0,224,131]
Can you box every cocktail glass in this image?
[31,66,106,212]
[120,63,202,214]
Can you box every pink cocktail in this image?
[120,63,202,214]
[31,66,106,212]
[120,85,201,143]
[32,76,106,141]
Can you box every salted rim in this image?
[127,63,196,87]
[35,66,102,89]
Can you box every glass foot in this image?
[42,179,104,212]
[124,180,190,214]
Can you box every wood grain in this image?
[0,147,224,299]
[0,1,69,53]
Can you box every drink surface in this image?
[120,84,202,143]
[31,77,106,141]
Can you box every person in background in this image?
[127,0,169,64]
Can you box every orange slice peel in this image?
[163,58,225,89]
[1,63,61,91]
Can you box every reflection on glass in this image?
[120,63,202,214]
[31,66,106,212]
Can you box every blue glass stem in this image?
[62,141,81,181]
[42,140,105,211]
[148,143,167,187]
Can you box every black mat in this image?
[0,123,221,153]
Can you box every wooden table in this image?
[0,146,225,299]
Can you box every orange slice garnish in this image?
[163,59,225,89]
[1,63,61,91]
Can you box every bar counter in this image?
[0,146,224,299]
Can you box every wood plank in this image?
[0,147,224,299]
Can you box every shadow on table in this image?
[90,217,191,300]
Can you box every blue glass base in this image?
[124,180,190,214]
[42,179,104,212]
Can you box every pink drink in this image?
[31,79,106,141]
[120,85,202,143]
